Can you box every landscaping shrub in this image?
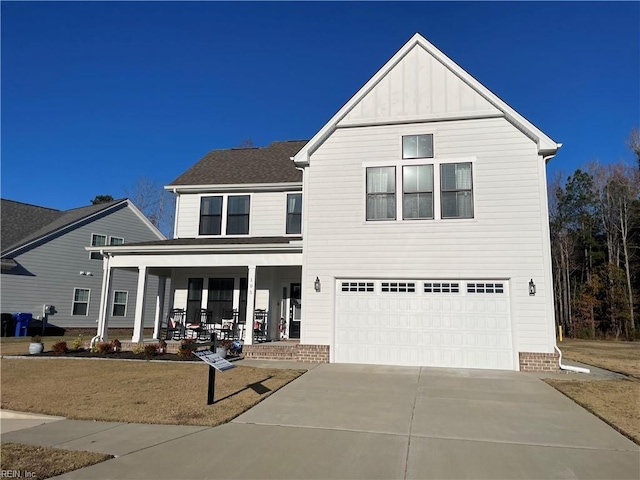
[96,341,113,354]
[178,338,196,358]
[144,343,158,357]
[52,341,68,355]
[112,339,122,353]
[132,343,146,354]
[72,335,84,351]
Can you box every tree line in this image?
[549,129,640,340]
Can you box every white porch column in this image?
[97,255,113,341]
[132,266,148,343]
[153,277,167,340]
[244,265,256,345]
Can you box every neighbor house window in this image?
[109,236,124,246]
[441,163,473,218]
[90,234,106,260]
[112,291,128,316]
[72,288,90,316]
[286,193,302,235]
[402,134,433,159]
[366,167,396,220]
[226,195,250,235]
[403,165,434,219]
[199,196,223,235]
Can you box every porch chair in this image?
[185,309,209,340]
[219,308,237,340]
[165,308,186,340]
[253,309,267,343]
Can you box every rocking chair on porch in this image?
[164,309,185,340]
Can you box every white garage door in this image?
[335,280,514,370]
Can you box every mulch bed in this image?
[31,350,242,362]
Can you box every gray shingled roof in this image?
[169,140,307,186]
[107,236,302,248]
[1,199,127,255]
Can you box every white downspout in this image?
[555,345,590,374]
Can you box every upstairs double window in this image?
[366,134,473,221]
[199,195,250,236]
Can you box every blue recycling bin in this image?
[13,313,32,337]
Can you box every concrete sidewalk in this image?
[2,363,638,479]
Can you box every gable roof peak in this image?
[294,32,559,165]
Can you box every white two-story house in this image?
[90,34,561,371]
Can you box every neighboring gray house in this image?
[1,198,165,329]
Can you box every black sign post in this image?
[183,332,236,405]
[207,332,216,405]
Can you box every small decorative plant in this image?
[96,341,113,354]
[158,339,167,354]
[178,338,196,358]
[132,343,146,355]
[112,339,122,353]
[52,341,68,355]
[144,343,159,357]
[72,335,84,351]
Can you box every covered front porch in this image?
[89,238,303,347]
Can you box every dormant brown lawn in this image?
[0,442,112,480]
[1,358,304,426]
[546,339,640,445]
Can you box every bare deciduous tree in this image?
[124,177,175,238]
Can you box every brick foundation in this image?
[519,352,560,372]
[243,344,330,363]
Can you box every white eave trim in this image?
[85,242,303,255]
[165,182,303,194]
[125,200,166,240]
[294,32,559,165]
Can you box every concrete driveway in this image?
[8,363,639,479]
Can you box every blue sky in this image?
[2,1,639,210]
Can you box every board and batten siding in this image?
[175,191,297,238]
[1,205,161,328]
[339,44,501,126]
[301,117,554,355]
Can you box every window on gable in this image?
[112,291,128,316]
[90,234,106,260]
[199,196,223,235]
[402,134,433,159]
[286,193,302,235]
[441,162,474,219]
[109,236,124,246]
[226,195,250,235]
[72,288,90,316]
[366,167,396,221]
[403,165,434,219]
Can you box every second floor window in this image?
[367,167,396,221]
[441,163,473,218]
[226,195,250,235]
[199,196,223,235]
[286,193,302,235]
[199,195,251,236]
[90,234,106,260]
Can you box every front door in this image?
[289,283,301,339]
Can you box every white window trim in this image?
[401,133,435,160]
[71,288,91,316]
[197,193,253,238]
[362,156,476,223]
[109,236,125,245]
[90,233,107,259]
[112,290,128,317]
[284,192,303,236]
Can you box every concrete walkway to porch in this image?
[2,362,638,479]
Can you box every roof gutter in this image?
[165,182,302,194]
[85,242,303,255]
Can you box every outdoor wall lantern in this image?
[529,279,536,296]
[314,277,321,293]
